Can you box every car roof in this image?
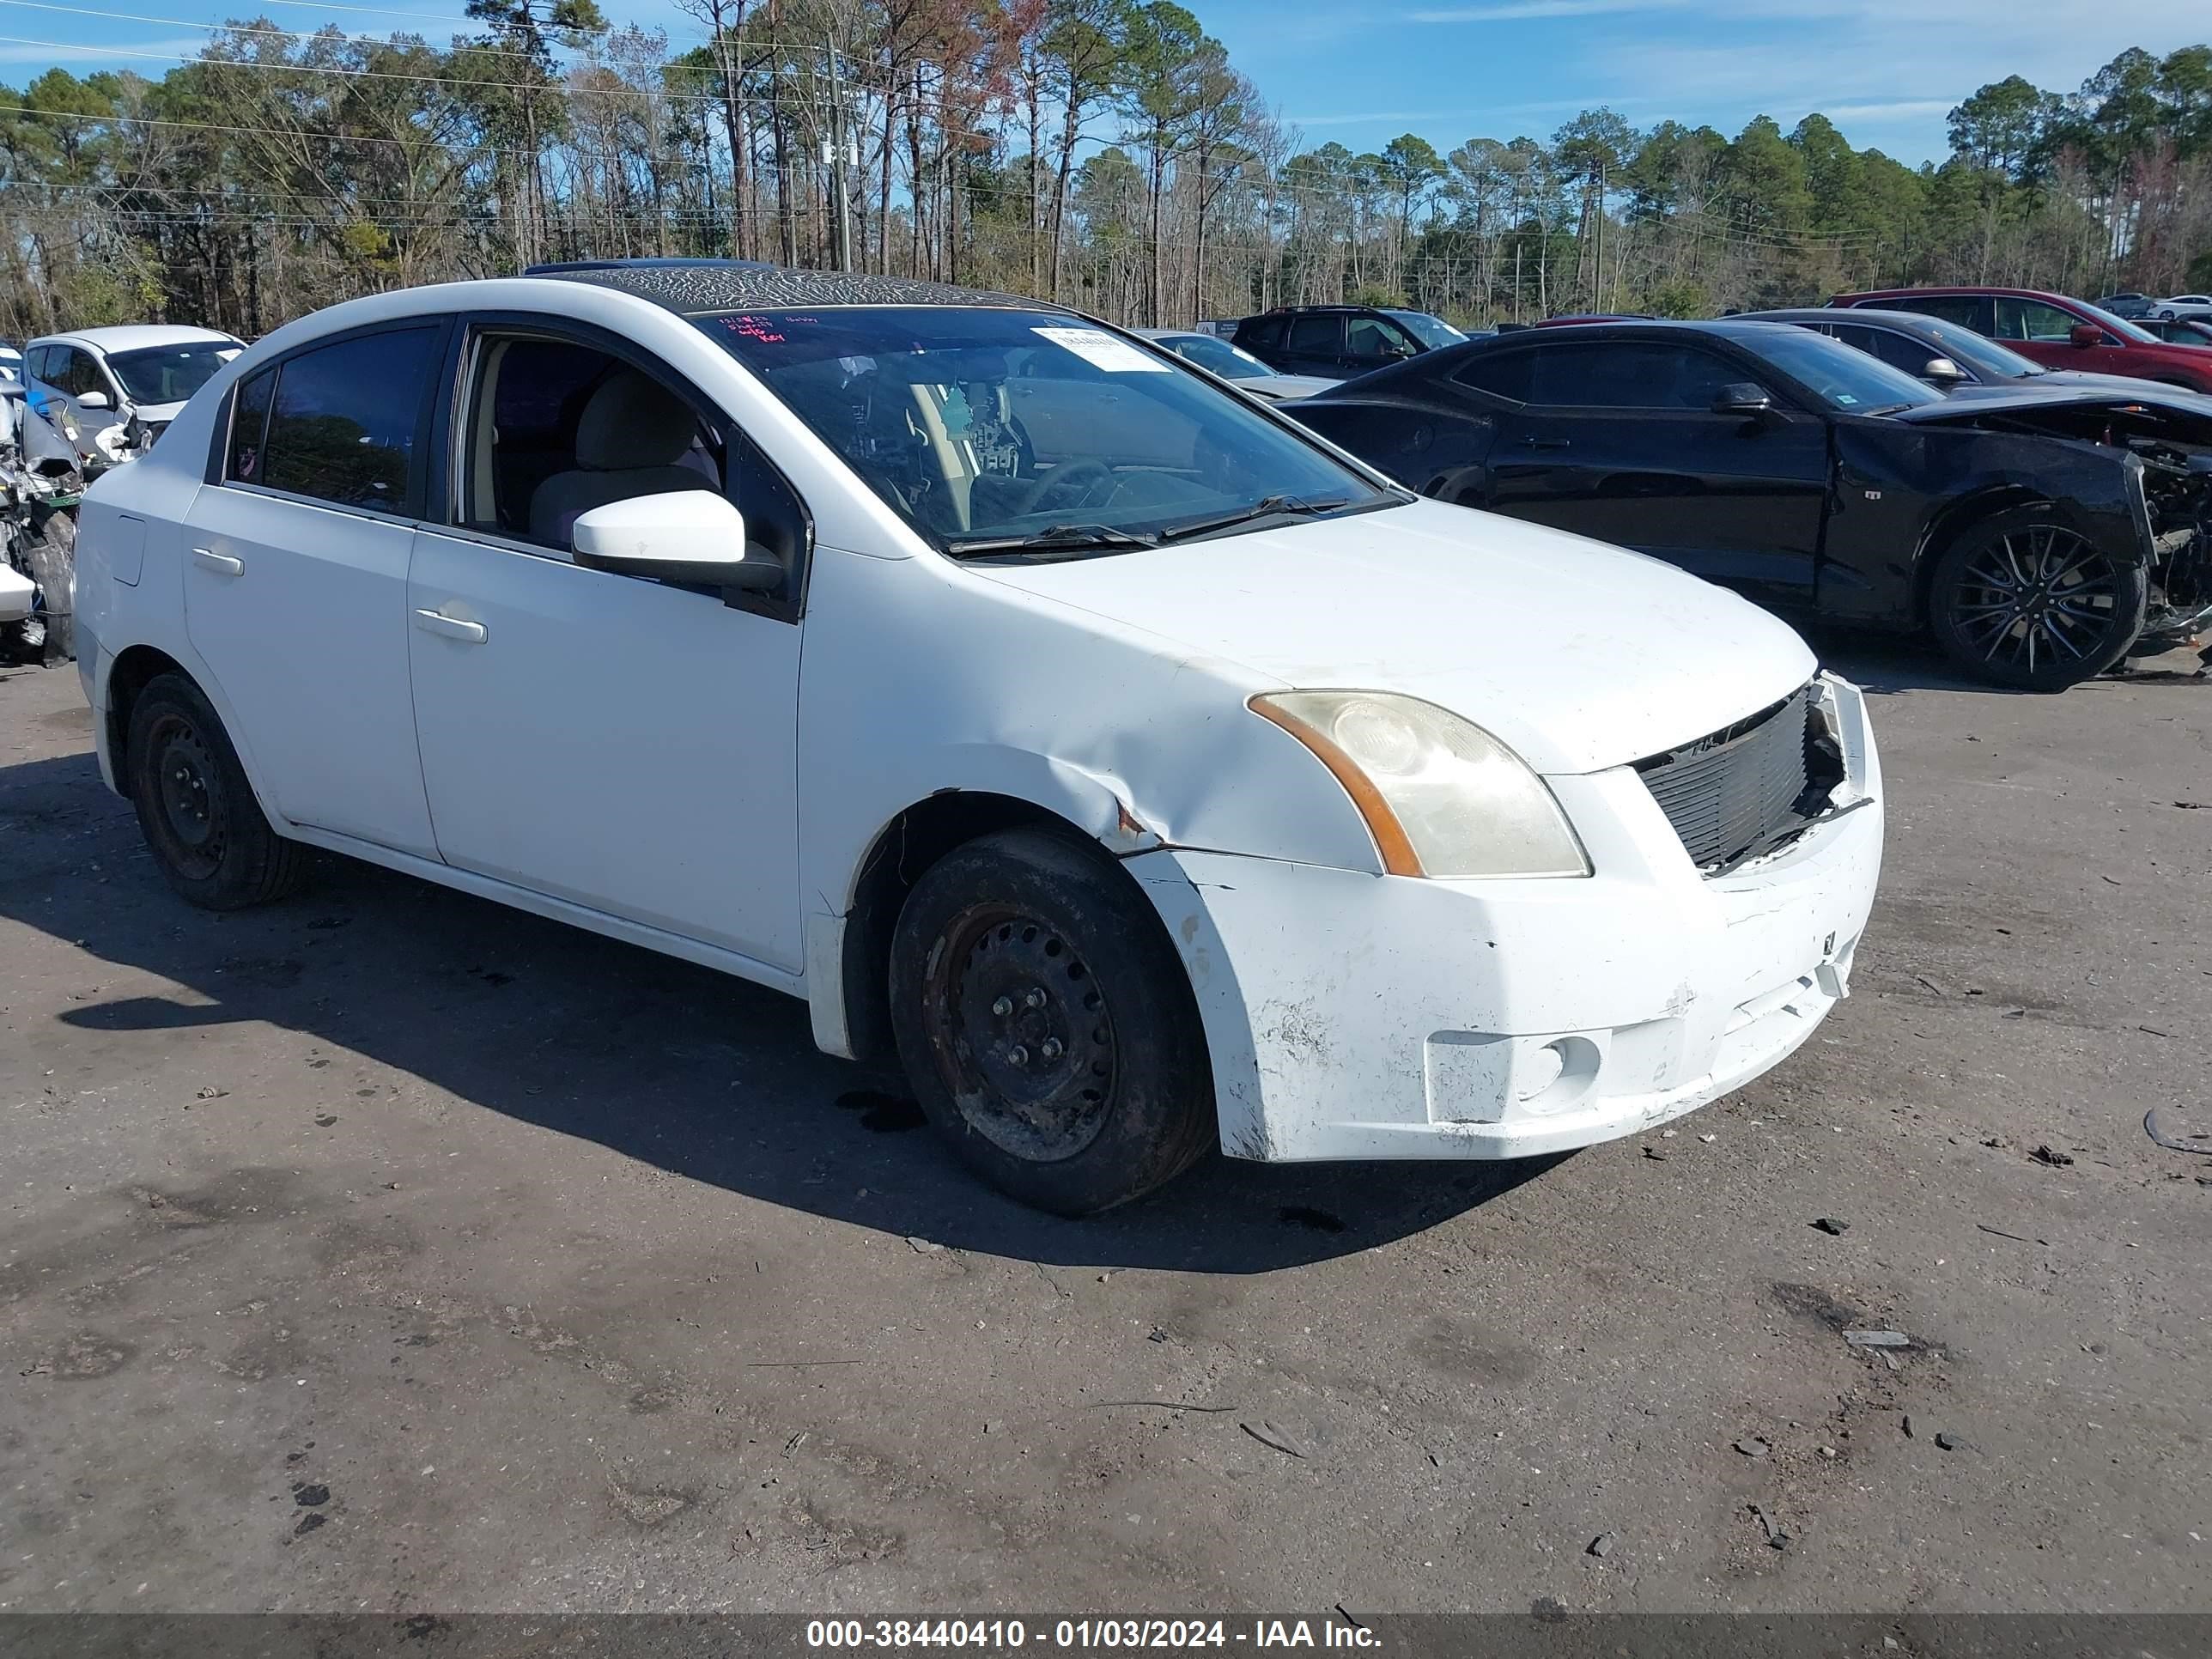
[529,260,1049,317]
[1831,285,2076,304]
[1740,307,1948,329]
[30,324,238,353]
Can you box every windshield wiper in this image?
[945,522,1160,557]
[1155,494,1352,543]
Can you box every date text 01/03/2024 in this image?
[804,1619,1381,1650]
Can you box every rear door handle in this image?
[1519,436,1572,452]
[191,547,243,576]
[413,608,487,644]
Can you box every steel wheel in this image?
[1948,524,2117,676]
[145,712,229,882]
[921,903,1117,1163]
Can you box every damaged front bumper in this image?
[1133,677,1884,1163]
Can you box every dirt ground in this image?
[1,641,2207,1617]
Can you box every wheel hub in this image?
[146,715,227,878]
[928,909,1115,1162]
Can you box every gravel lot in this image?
[2,641,2207,1616]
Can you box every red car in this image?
[1827,286,2212,393]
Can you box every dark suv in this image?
[1231,306,1466,380]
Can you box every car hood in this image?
[1893,383,2212,422]
[975,497,1818,775]
[130,399,189,422]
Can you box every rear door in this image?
[1276,313,1348,377]
[1482,337,1831,605]
[181,321,447,856]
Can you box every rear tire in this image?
[889,828,1214,1216]
[1926,506,2146,691]
[125,672,310,909]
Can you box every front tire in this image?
[1926,507,2146,691]
[125,672,310,909]
[889,828,1214,1216]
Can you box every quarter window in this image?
[258,327,440,513]
[1286,314,1343,355]
[227,368,274,483]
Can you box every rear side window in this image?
[228,368,274,483]
[1883,295,1988,330]
[1237,315,1285,350]
[1287,314,1342,354]
[258,327,441,514]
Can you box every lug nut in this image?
[1006,1044,1030,1066]
[1040,1038,1064,1060]
[1024,988,1047,1009]
[991,995,1013,1018]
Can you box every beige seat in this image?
[528,369,716,547]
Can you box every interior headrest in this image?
[577,369,696,470]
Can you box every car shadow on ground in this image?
[1,744,1552,1276]
[1805,625,2209,699]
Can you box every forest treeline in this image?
[4,0,2211,340]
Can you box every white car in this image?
[2153,295,2212,320]
[1135,329,1336,399]
[71,263,1883,1214]
[23,325,242,465]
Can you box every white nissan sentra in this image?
[70,263,1883,1214]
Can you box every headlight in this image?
[1250,690,1590,879]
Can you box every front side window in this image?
[1523,341,1743,410]
[59,349,106,398]
[701,307,1391,556]
[461,334,722,550]
[258,326,440,513]
[107,342,237,405]
[1994,298,2086,343]
[1346,316,1416,359]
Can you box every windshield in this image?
[1914,319,2047,379]
[2073,301,2159,343]
[1386,310,1468,349]
[1159,332,1278,380]
[106,341,237,404]
[702,307,1392,554]
[1752,327,1942,411]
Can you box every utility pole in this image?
[1592,158,1605,313]
[824,40,854,271]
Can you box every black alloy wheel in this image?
[1929,507,2148,691]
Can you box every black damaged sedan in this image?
[1292,319,2212,690]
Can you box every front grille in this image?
[1635,684,1827,872]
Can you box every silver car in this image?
[24,325,242,465]
[1135,330,1336,401]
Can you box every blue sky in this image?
[3,0,2206,168]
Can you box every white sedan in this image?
[71,263,1882,1213]
[1135,329,1337,400]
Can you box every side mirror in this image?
[1712,381,1775,415]
[1922,356,1967,385]
[2068,322,2103,349]
[570,491,782,592]
[76,389,112,410]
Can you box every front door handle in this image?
[413,608,488,644]
[1519,436,1572,452]
[191,547,244,576]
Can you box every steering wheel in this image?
[1021,459,1117,518]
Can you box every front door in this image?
[1483,337,1830,605]
[404,325,805,972]
[181,323,447,856]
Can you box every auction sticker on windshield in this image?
[1033,325,1170,371]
